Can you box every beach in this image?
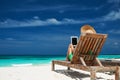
[0,63,116,80]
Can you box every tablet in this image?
[71,36,78,46]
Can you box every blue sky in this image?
[0,0,120,55]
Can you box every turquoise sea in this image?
[0,55,120,67]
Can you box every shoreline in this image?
[1,58,120,67]
[0,55,120,67]
[0,59,120,80]
[0,63,51,68]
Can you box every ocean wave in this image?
[12,63,32,67]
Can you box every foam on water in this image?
[12,63,33,67]
[0,55,120,67]
[0,56,65,67]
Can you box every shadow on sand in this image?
[54,69,105,80]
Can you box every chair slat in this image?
[72,33,107,65]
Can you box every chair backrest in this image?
[71,33,107,65]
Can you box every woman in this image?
[66,25,96,61]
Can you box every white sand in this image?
[0,64,115,80]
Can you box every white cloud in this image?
[13,5,71,12]
[103,9,120,21]
[0,9,120,28]
[114,42,119,45]
[107,0,120,4]
[99,23,106,26]
[0,17,82,28]
[0,17,61,28]
[108,29,120,34]
[46,18,61,25]
[91,9,120,22]
[106,38,120,49]
[59,10,64,13]
[5,38,15,41]
[62,18,81,24]
[33,16,39,19]
[107,0,120,8]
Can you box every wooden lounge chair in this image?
[52,33,120,80]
